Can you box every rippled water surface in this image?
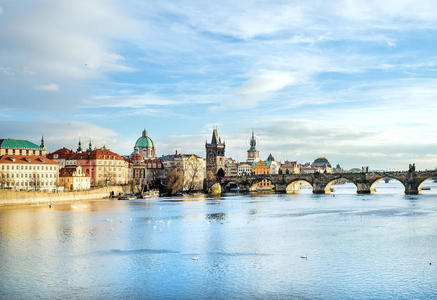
[1,182,437,299]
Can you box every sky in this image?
[1,0,437,170]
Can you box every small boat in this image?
[141,190,159,199]
[118,194,137,200]
[421,187,431,191]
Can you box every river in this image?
[1,181,437,299]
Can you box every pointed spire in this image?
[88,140,92,152]
[211,128,219,145]
[249,130,256,150]
[77,138,82,152]
[40,135,45,149]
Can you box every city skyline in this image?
[1,1,437,170]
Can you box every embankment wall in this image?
[0,185,128,206]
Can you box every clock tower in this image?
[247,131,260,163]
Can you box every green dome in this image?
[135,129,154,149]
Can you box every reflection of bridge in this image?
[218,169,437,195]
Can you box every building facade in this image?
[252,160,271,175]
[0,154,59,191]
[65,146,129,186]
[237,162,252,176]
[205,129,225,176]
[266,153,280,175]
[59,166,90,191]
[280,161,300,174]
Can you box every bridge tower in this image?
[206,129,225,176]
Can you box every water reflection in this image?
[1,188,437,299]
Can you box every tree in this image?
[166,169,184,195]
[185,157,204,192]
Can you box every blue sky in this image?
[1,0,437,170]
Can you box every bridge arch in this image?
[286,179,313,194]
[223,181,240,193]
[324,178,358,194]
[250,178,273,192]
[370,176,406,194]
[417,176,436,194]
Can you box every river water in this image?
[1,181,437,299]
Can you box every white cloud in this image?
[0,0,140,80]
[0,118,124,153]
[236,71,298,94]
[35,83,59,91]
[84,93,178,108]
[212,70,300,110]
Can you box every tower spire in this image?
[40,135,45,148]
[77,138,82,152]
[250,130,256,149]
[88,140,92,152]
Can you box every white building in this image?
[237,162,252,176]
[0,154,59,191]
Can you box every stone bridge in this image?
[216,169,437,195]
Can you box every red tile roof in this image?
[0,155,58,165]
[67,148,126,161]
[47,147,74,159]
[59,167,89,177]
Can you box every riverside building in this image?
[0,137,59,191]
[63,141,129,187]
[0,154,59,191]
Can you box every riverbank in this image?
[0,185,128,206]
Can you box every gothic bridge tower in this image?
[206,129,225,176]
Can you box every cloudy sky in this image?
[1,0,437,170]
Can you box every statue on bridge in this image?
[408,163,416,172]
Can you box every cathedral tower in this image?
[205,129,225,176]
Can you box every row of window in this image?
[4,149,42,155]
[97,173,123,178]
[1,165,56,171]
[3,180,57,187]
[0,173,56,179]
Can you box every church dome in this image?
[312,157,331,168]
[135,129,154,149]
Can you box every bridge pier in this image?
[405,171,420,195]
[356,182,372,194]
[274,184,287,193]
[405,184,420,195]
